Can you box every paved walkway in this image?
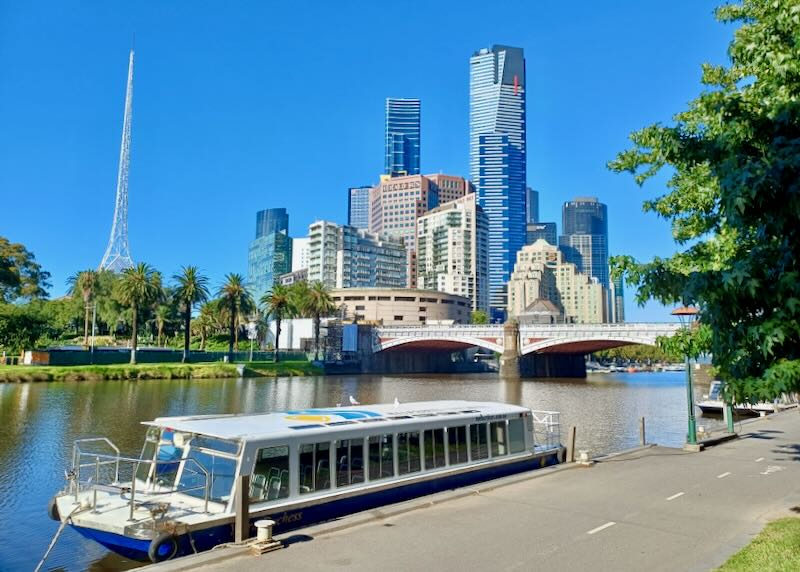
[151,411,800,572]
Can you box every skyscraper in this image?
[526,222,557,246]
[558,197,609,288]
[247,208,292,303]
[347,186,372,229]
[470,45,527,320]
[526,187,539,224]
[385,98,421,176]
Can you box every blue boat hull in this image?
[72,450,560,561]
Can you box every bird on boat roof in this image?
[349,395,360,406]
[394,397,400,408]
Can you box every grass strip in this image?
[717,517,800,571]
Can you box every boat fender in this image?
[148,532,179,563]
[47,496,60,521]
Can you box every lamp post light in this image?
[246,318,258,362]
[672,306,699,446]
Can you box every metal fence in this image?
[39,348,308,366]
[531,410,561,452]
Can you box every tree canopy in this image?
[0,236,51,303]
[610,0,800,402]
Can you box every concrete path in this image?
[151,411,800,572]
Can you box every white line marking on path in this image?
[666,492,685,501]
[755,457,765,462]
[717,472,731,479]
[587,521,616,535]
[761,465,785,476]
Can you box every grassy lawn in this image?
[0,359,323,382]
[717,518,800,571]
[241,360,323,377]
[0,362,240,382]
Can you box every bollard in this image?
[255,519,276,542]
[566,426,577,463]
[639,417,646,446]
[234,474,250,543]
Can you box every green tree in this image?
[67,269,98,347]
[173,266,210,362]
[609,0,800,402]
[0,304,48,354]
[470,310,489,325]
[115,263,161,364]
[217,273,254,358]
[261,284,295,363]
[0,236,51,302]
[300,281,335,361]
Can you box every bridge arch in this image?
[374,332,504,354]
[520,336,660,356]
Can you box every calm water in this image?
[0,371,722,571]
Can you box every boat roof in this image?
[144,401,529,442]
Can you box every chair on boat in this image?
[250,474,267,499]
[279,470,289,498]
[267,476,281,500]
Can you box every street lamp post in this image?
[672,306,698,446]
[90,303,97,364]
[247,318,258,362]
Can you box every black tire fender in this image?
[47,496,60,522]
[148,532,179,562]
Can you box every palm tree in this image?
[261,284,294,363]
[303,281,335,361]
[192,305,215,350]
[115,263,161,364]
[67,269,98,347]
[173,266,210,362]
[217,273,254,359]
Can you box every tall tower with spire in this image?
[99,49,135,272]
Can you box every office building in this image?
[369,173,471,287]
[558,197,609,288]
[308,221,406,290]
[347,186,371,229]
[278,268,308,286]
[247,209,292,303]
[526,187,539,224]
[416,194,489,312]
[609,271,625,323]
[331,288,471,325]
[470,45,527,320]
[385,98,421,176]
[291,237,310,272]
[526,222,557,246]
[507,239,607,324]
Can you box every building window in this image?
[394,296,416,302]
[419,307,426,312]
[393,315,403,321]
[418,317,426,322]
[355,305,365,310]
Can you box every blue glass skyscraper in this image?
[470,45,527,320]
[385,98,421,176]
[347,186,371,230]
[247,208,292,303]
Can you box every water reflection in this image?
[0,372,720,571]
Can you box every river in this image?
[0,371,723,571]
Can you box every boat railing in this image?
[70,439,210,519]
[531,410,561,452]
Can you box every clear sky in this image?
[0,1,733,321]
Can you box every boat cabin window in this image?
[470,423,488,461]
[251,446,289,502]
[368,434,394,480]
[424,428,446,470]
[508,418,526,453]
[490,421,508,457]
[448,426,468,465]
[336,439,365,487]
[397,432,421,475]
[299,442,331,494]
[178,435,240,503]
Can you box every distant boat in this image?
[586,362,611,374]
[697,381,798,416]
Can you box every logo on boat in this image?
[271,511,303,525]
[285,409,381,423]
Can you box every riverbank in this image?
[147,410,800,572]
[0,360,322,382]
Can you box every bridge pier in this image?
[499,320,521,378]
[519,353,586,378]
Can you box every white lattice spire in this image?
[99,48,135,272]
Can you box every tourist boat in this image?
[696,381,798,416]
[49,401,563,562]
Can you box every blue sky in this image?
[0,1,732,321]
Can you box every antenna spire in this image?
[99,49,135,272]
